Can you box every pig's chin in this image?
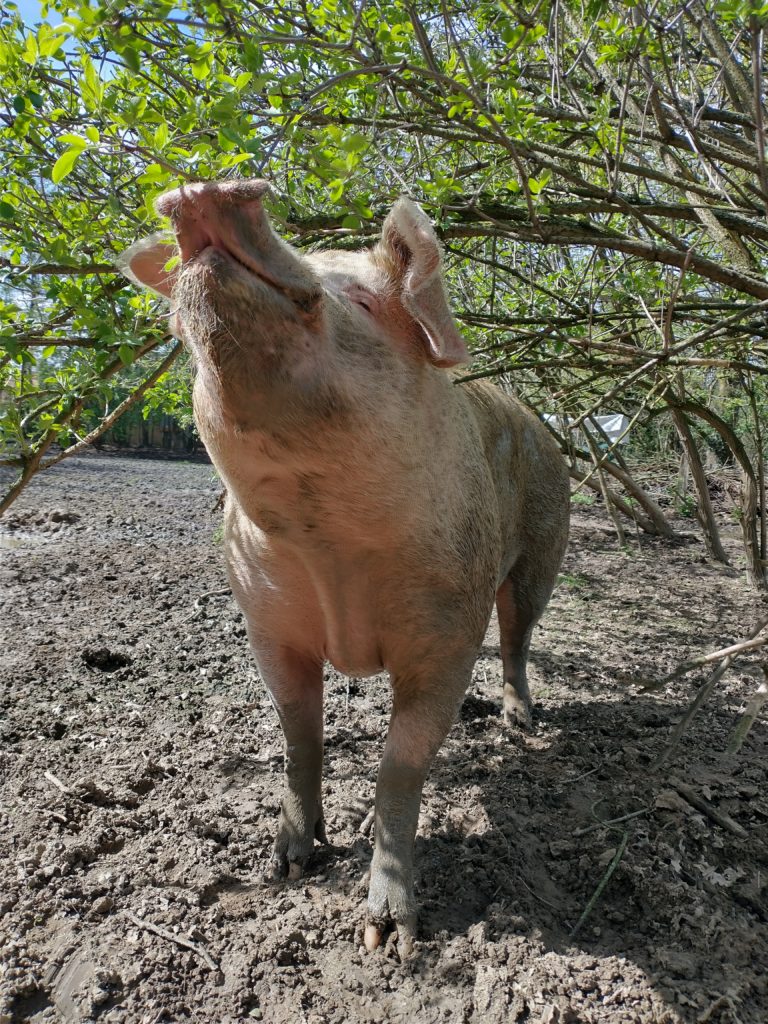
[175,258,325,390]
[177,251,300,336]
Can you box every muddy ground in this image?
[0,453,766,1024]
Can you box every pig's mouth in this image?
[187,236,282,293]
[188,239,322,314]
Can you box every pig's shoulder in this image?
[459,378,564,466]
[458,378,539,432]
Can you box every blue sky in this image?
[13,0,51,27]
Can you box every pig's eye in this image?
[344,284,379,316]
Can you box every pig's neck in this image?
[196,371,471,547]
[193,358,346,437]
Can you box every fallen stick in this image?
[668,778,748,840]
[726,667,768,755]
[569,832,629,939]
[184,587,232,623]
[572,807,650,837]
[652,652,736,767]
[125,911,220,973]
[195,588,231,605]
[647,616,768,767]
[44,771,70,793]
[642,616,768,692]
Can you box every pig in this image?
[121,179,569,956]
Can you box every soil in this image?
[1,453,766,1024]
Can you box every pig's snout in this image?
[156,178,272,221]
[155,180,321,310]
[154,180,272,266]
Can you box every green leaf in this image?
[59,133,89,149]
[137,163,169,185]
[219,125,242,145]
[340,133,369,154]
[51,147,83,183]
[21,34,38,65]
[121,46,140,73]
[81,54,103,110]
[191,56,212,80]
[118,344,135,365]
[153,122,169,149]
[0,201,15,220]
[220,152,253,167]
[37,24,69,57]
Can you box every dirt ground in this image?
[0,453,766,1024]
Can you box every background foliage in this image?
[1,0,767,584]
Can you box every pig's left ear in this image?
[117,232,178,299]
[376,199,470,368]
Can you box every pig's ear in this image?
[117,233,178,299]
[376,199,470,368]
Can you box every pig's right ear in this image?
[375,199,470,368]
[117,232,178,299]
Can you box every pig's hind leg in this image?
[496,562,556,731]
[256,647,327,881]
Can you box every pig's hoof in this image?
[263,811,328,882]
[503,703,533,733]
[263,853,288,881]
[263,852,307,882]
[363,915,417,959]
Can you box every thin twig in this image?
[195,588,231,604]
[572,807,650,838]
[125,911,220,973]
[44,770,70,793]
[517,872,560,911]
[569,832,629,938]
[653,653,738,768]
[40,341,183,469]
[726,667,768,755]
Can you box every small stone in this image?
[91,896,114,915]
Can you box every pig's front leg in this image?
[364,659,474,957]
[256,647,326,880]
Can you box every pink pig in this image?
[122,180,569,955]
